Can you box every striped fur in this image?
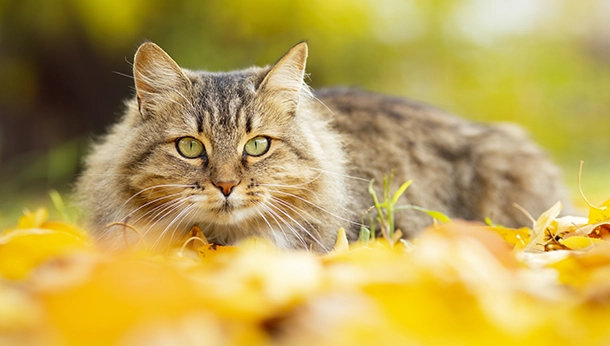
[75,42,568,252]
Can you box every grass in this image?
[361,172,450,245]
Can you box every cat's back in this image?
[314,88,480,183]
[314,88,567,232]
[315,88,479,152]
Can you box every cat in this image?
[75,41,568,252]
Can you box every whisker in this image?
[130,197,186,226]
[153,201,197,250]
[271,201,327,251]
[259,210,290,250]
[113,184,196,222]
[253,204,276,235]
[312,94,334,115]
[309,167,370,182]
[112,70,134,79]
[265,200,321,250]
[268,189,364,228]
[139,198,191,245]
[255,201,301,248]
[119,192,186,224]
[269,196,318,235]
[256,171,323,189]
[165,205,198,248]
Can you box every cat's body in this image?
[75,42,567,252]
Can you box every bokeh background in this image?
[1,0,609,226]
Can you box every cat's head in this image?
[98,42,347,251]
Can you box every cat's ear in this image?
[133,42,191,117]
[258,42,311,111]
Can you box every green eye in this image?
[244,136,270,157]
[176,137,205,158]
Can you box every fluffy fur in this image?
[75,42,568,252]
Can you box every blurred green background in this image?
[1,0,609,227]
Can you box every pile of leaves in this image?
[2,194,610,345]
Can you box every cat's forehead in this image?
[189,68,266,101]
[178,69,267,145]
[186,70,262,121]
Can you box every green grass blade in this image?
[359,226,371,243]
[49,189,72,223]
[391,180,413,205]
[395,205,451,223]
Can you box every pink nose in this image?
[213,181,239,197]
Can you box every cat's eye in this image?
[176,137,205,158]
[244,136,270,157]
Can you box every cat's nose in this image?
[213,180,240,197]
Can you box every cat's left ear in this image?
[133,42,192,117]
[258,42,310,111]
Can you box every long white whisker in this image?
[139,198,191,245]
[119,192,186,223]
[271,201,326,251]
[252,202,276,233]
[268,189,363,228]
[265,200,322,250]
[153,201,197,250]
[312,94,334,115]
[131,197,185,226]
[165,202,201,247]
[309,167,370,182]
[256,171,324,189]
[269,196,318,234]
[113,184,196,221]
[257,208,290,250]
[256,202,302,248]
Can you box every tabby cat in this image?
[75,42,567,252]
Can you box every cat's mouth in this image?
[208,201,260,225]
[213,201,233,214]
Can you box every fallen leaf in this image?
[526,201,562,252]
[559,236,604,250]
[588,199,610,224]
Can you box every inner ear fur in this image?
[133,42,192,116]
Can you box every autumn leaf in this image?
[550,242,610,300]
[332,227,349,252]
[484,224,530,247]
[578,162,610,225]
[589,223,610,239]
[588,198,610,224]
[5,192,610,345]
[526,201,562,252]
[559,236,604,250]
[0,209,90,280]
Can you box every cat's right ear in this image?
[133,42,191,117]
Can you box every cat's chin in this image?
[206,205,260,225]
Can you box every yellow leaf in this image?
[0,281,44,333]
[0,226,90,280]
[588,198,610,224]
[484,225,530,247]
[197,244,237,259]
[40,256,212,346]
[526,201,562,251]
[589,223,610,239]
[333,227,349,252]
[559,236,604,250]
[17,208,49,229]
[551,242,610,291]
